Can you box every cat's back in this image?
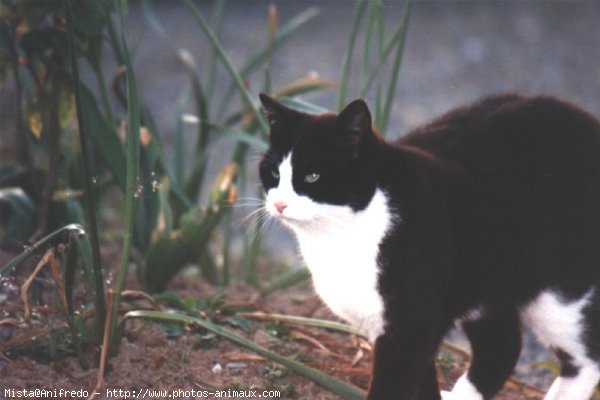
[393,94,600,292]
[399,94,600,181]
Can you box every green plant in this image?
[123,310,366,400]
[1,1,412,398]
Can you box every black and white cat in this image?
[258,92,600,400]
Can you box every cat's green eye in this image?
[304,172,320,183]
[271,170,280,179]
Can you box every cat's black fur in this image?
[259,93,600,400]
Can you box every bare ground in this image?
[0,271,546,400]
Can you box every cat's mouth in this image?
[272,211,302,223]
[269,208,313,228]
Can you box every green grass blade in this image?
[264,67,272,100]
[65,0,106,341]
[242,202,265,286]
[79,83,126,188]
[210,123,268,152]
[279,97,330,115]
[240,311,366,338]
[184,0,269,138]
[361,0,412,98]
[138,103,194,211]
[63,237,89,369]
[105,4,124,65]
[336,0,368,111]
[221,208,233,286]
[205,0,225,99]
[360,0,379,90]
[260,267,311,297]
[93,62,115,127]
[379,0,412,134]
[184,73,211,201]
[216,7,319,118]
[0,224,85,278]
[123,310,366,400]
[109,6,142,348]
[141,0,168,38]
[274,77,337,99]
[173,91,189,187]
[373,0,385,129]
[242,7,319,78]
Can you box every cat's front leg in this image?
[368,328,443,400]
[416,361,443,400]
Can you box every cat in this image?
[258,92,600,400]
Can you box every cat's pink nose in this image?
[274,201,288,214]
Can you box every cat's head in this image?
[258,94,379,231]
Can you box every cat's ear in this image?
[259,93,294,130]
[335,99,372,144]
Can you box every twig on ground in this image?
[20,249,54,320]
[88,290,115,400]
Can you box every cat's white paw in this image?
[442,375,484,400]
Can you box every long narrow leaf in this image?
[360,0,379,90]
[0,224,85,278]
[173,91,189,187]
[210,123,268,152]
[92,63,116,127]
[139,104,194,210]
[241,7,319,79]
[280,97,330,115]
[109,7,142,348]
[205,0,225,99]
[184,0,269,138]
[260,267,311,297]
[240,311,366,338]
[141,0,168,37]
[184,73,211,201]
[379,1,412,134]
[65,0,106,341]
[64,237,89,369]
[79,83,126,188]
[374,0,385,128]
[360,1,412,97]
[123,310,366,400]
[221,208,233,286]
[336,0,368,111]
[242,205,265,286]
[274,77,337,99]
[217,7,319,118]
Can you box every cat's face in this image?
[258,94,378,231]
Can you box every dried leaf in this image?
[28,112,43,139]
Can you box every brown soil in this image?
[0,272,545,400]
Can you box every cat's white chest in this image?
[293,190,393,342]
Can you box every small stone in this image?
[226,362,247,376]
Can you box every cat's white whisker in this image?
[236,205,268,229]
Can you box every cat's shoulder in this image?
[399,93,599,145]
[415,93,587,129]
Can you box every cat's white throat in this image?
[266,154,394,341]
